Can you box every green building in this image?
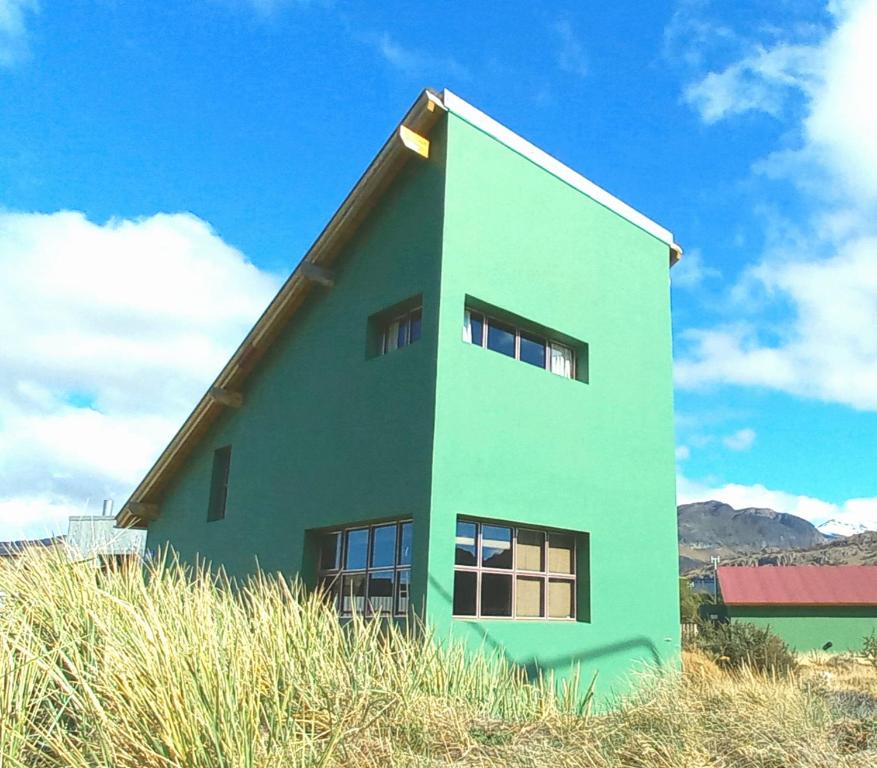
[717,565,877,653]
[118,89,682,697]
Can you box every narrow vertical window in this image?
[207,446,231,522]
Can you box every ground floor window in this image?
[453,518,577,620]
[316,520,412,617]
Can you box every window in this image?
[380,306,422,355]
[316,520,413,617]
[463,309,577,379]
[453,519,576,620]
[207,446,231,522]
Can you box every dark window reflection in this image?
[345,528,369,570]
[341,573,367,614]
[455,521,477,566]
[519,332,546,368]
[469,312,484,346]
[481,525,512,569]
[487,320,515,357]
[367,570,395,615]
[318,532,340,570]
[409,308,422,343]
[371,524,397,568]
[481,573,513,616]
[453,570,477,615]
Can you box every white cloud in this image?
[803,0,877,202]
[675,445,691,461]
[677,473,877,529]
[684,42,820,123]
[0,0,37,67]
[722,427,756,451]
[358,30,470,81]
[675,1,877,412]
[553,20,588,78]
[675,235,877,411]
[0,211,281,540]
[671,248,721,290]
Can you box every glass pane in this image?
[398,522,413,566]
[409,308,422,343]
[481,525,512,569]
[371,524,397,568]
[516,576,543,617]
[345,529,369,570]
[469,312,484,346]
[548,533,575,574]
[318,575,340,610]
[548,579,574,619]
[397,316,409,349]
[385,321,400,353]
[487,320,515,358]
[453,570,477,616]
[455,521,477,566]
[519,332,546,368]
[367,570,395,616]
[481,573,513,616]
[516,529,544,571]
[550,343,574,378]
[341,573,367,615]
[396,569,411,615]
[318,531,340,571]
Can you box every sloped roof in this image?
[117,88,680,529]
[718,565,877,606]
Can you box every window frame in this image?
[380,306,423,356]
[316,520,413,618]
[464,309,577,380]
[453,519,577,621]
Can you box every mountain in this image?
[679,500,827,551]
[817,519,870,539]
[685,531,877,577]
[678,500,829,574]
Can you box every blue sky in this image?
[1,0,876,538]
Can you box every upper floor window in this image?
[464,309,576,379]
[207,445,231,522]
[453,519,577,620]
[380,307,422,355]
[316,520,413,617]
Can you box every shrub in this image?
[863,630,877,667]
[678,577,709,624]
[696,621,797,675]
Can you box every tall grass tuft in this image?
[2,548,876,767]
[0,548,585,767]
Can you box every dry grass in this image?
[1,549,876,767]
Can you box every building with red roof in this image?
[717,565,877,653]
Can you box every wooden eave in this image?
[117,89,446,529]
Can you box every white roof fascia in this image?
[442,89,674,247]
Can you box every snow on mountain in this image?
[816,519,871,538]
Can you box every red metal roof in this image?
[717,565,877,606]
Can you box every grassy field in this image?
[1,549,876,767]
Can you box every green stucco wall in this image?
[729,606,877,653]
[145,108,680,702]
[425,112,680,700]
[146,121,448,613]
